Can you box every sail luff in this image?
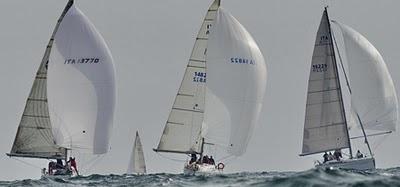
[154,0,220,154]
[7,0,74,159]
[301,8,350,156]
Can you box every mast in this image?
[325,7,353,158]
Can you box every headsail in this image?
[47,4,116,155]
[301,10,350,156]
[334,22,398,132]
[204,8,267,156]
[154,0,220,154]
[7,0,74,159]
[127,131,146,174]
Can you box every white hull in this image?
[183,163,222,175]
[41,167,78,178]
[316,157,375,170]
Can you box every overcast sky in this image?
[1,0,400,181]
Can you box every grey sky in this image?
[1,0,399,180]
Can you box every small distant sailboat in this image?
[6,0,116,177]
[127,131,146,175]
[153,0,267,175]
[300,7,398,170]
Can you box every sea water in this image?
[1,167,400,187]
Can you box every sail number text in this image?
[193,72,206,83]
[312,64,328,72]
[230,58,255,65]
[64,58,100,64]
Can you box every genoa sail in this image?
[7,0,75,159]
[301,10,350,156]
[334,22,398,132]
[47,4,116,155]
[203,8,267,156]
[154,0,220,154]
[127,131,146,174]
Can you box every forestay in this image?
[301,10,350,156]
[127,131,146,174]
[204,8,267,156]
[48,4,116,155]
[335,22,398,132]
[7,0,74,159]
[154,0,220,154]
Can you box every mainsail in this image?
[7,0,74,159]
[127,131,146,174]
[47,4,116,155]
[154,0,220,154]
[203,8,267,156]
[301,9,350,156]
[334,22,398,132]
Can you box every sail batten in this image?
[154,0,220,154]
[301,10,350,156]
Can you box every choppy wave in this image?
[2,167,400,187]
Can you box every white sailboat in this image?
[153,0,267,175]
[7,0,116,177]
[127,131,146,175]
[300,7,398,170]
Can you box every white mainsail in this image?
[127,131,146,174]
[301,10,350,156]
[334,22,398,132]
[154,0,220,154]
[203,8,267,156]
[7,0,74,159]
[47,4,116,155]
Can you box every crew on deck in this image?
[189,154,197,164]
[334,149,342,161]
[356,150,364,158]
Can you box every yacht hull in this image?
[316,157,375,170]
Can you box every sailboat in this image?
[153,0,267,175]
[6,0,116,177]
[127,131,146,175]
[300,7,398,170]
